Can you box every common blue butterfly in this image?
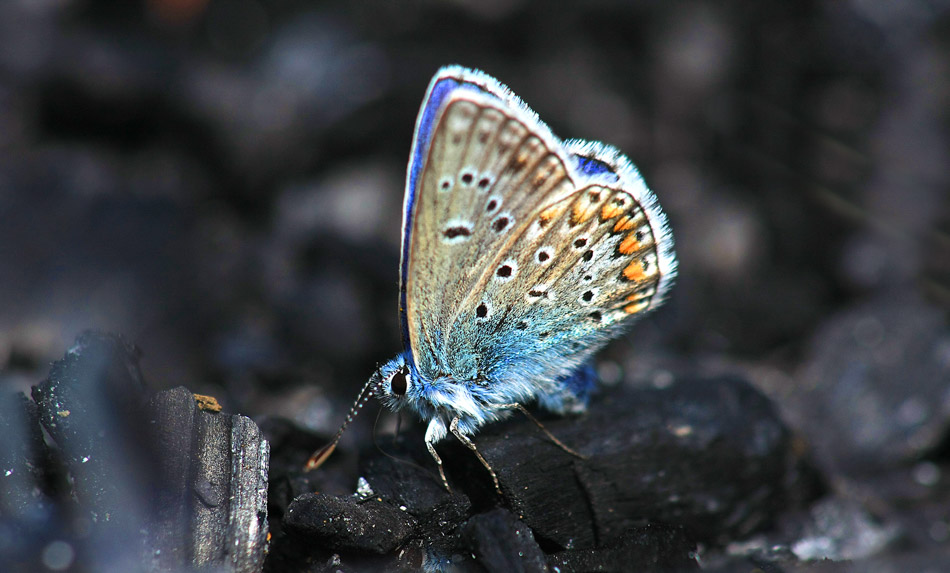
[307,66,676,493]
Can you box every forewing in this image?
[404,79,576,380]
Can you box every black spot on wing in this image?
[444,226,472,239]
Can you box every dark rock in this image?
[0,391,51,517]
[547,523,699,572]
[30,331,155,560]
[0,391,59,569]
[147,386,271,572]
[278,375,819,571]
[461,509,548,573]
[258,415,334,531]
[359,435,472,525]
[355,433,475,563]
[438,375,820,550]
[284,492,416,554]
[22,332,270,572]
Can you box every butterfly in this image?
[306,66,676,493]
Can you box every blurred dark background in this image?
[3,0,950,570]
[1,0,948,488]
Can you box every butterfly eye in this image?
[390,367,409,396]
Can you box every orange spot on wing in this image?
[509,153,529,172]
[601,203,624,220]
[624,300,649,314]
[618,233,641,255]
[539,204,562,225]
[623,289,653,313]
[571,201,597,226]
[533,164,554,187]
[625,290,651,302]
[622,259,647,282]
[613,215,635,233]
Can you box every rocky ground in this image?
[1,1,948,572]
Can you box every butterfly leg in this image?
[424,419,452,492]
[449,416,502,495]
[495,403,585,460]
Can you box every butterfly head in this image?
[375,352,419,412]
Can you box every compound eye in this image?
[390,367,409,396]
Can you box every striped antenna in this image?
[304,369,381,471]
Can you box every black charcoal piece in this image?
[286,374,820,570]
[439,375,819,549]
[0,391,57,568]
[0,391,50,518]
[147,387,271,572]
[27,332,270,572]
[284,492,416,554]
[359,434,471,522]
[31,332,153,538]
[462,508,548,573]
[547,523,698,572]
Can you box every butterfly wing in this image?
[457,141,676,394]
[401,67,576,380]
[401,67,676,399]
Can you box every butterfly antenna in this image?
[304,367,381,471]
